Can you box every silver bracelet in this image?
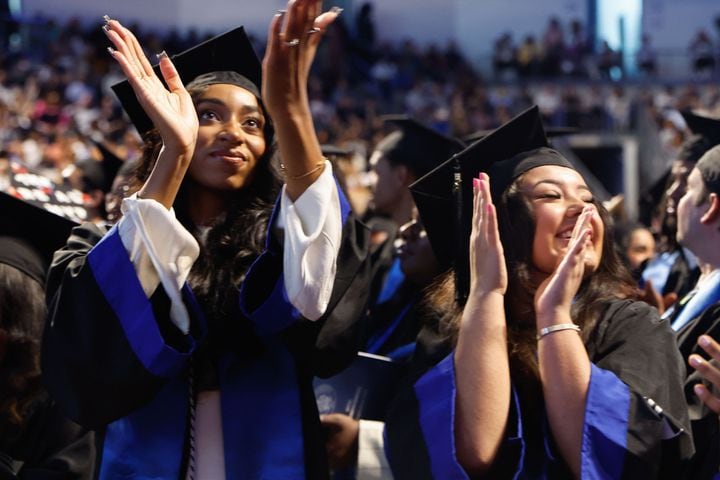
[536,323,581,341]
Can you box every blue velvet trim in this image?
[98,379,188,479]
[581,364,630,479]
[220,340,306,479]
[413,353,469,480]
[241,179,352,334]
[87,226,194,378]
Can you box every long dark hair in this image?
[499,174,637,380]
[430,169,638,381]
[0,264,45,429]
[129,82,281,336]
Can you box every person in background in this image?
[0,192,94,479]
[643,111,720,310]
[668,145,720,479]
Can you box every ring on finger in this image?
[284,38,300,47]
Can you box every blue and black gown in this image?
[385,298,694,479]
[41,171,371,480]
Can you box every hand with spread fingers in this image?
[262,0,343,198]
[262,0,341,117]
[102,17,198,157]
[534,205,594,319]
[690,335,720,414]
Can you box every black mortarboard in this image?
[77,141,124,193]
[410,106,576,302]
[678,110,720,163]
[376,116,465,179]
[463,125,578,145]
[112,26,262,137]
[0,191,77,284]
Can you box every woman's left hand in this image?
[262,0,341,118]
[690,335,720,414]
[534,205,595,321]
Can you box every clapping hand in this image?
[103,17,198,157]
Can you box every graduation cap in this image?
[0,191,77,284]
[375,116,465,179]
[112,26,262,137]
[678,110,720,163]
[410,106,577,302]
[463,125,578,145]
[76,141,124,193]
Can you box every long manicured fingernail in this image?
[107,47,116,56]
[330,6,344,14]
[156,50,168,61]
[103,15,112,23]
[699,336,712,348]
[102,24,110,34]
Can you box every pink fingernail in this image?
[694,384,705,396]
[473,178,479,190]
[690,356,703,368]
[699,336,711,348]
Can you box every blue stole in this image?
[672,270,720,331]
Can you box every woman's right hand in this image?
[103,18,198,157]
[469,173,507,296]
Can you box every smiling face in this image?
[516,165,605,275]
[187,83,267,192]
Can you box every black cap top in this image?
[678,110,720,163]
[463,125,578,145]
[76,142,125,193]
[410,106,577,302]
[0,191,78,284]
[375,116,465,179]
[112,26,262,136]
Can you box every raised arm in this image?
[454,173,511,474]
[533,205,595,477]
[262,0,341,201]
[103,18,198,209]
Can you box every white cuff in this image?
[357,420,393,480]
[279,160,342,321]
[117,194,200,334]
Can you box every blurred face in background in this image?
[396,215,441,287]
[625,227,656,270]
[368,151,407,217]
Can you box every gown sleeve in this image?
[580,299,694,478]
[42,221,205,429]
[240,173,372,378]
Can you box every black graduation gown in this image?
[0,392,95,480]
[385,298,694,479]
[41,190,371,479]
[676,301,720,480]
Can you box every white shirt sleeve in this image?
[357,420,394,480]
[278,160,342,321]
[117,193,200,334]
